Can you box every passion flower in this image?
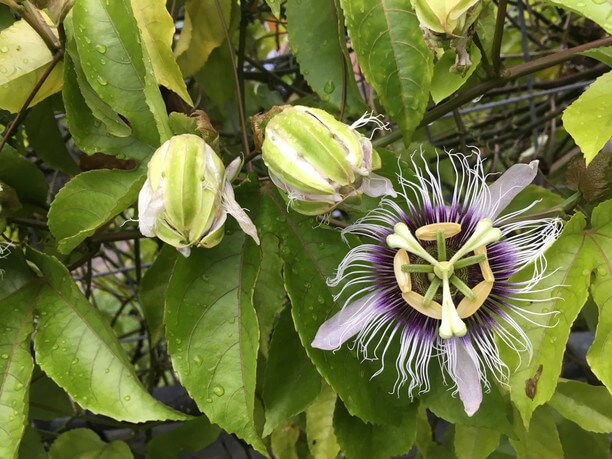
[261,106,396,215]
[312,151,561,416]
[138,134,259,256]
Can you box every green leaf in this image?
[548,380,612,433]
[29,370,74,421]
[63,20,132,139]
[0,252,37,459]
[422,368,513,435]
[500,185,564,217]
[131,0,193,105]
[145,417,221,459]
[305,383,341,459]
[509,407,563,459]
[194,45,235,109]
[454,425,501,459]
[586,200,612,389]
[62,54,152,160]
[562,71,612,165]
[264,0,281,18]
[286,0,366,114]
[72,0,172,145]
[341,0,433,141]
[0,18,63,113]
[165,233,266,453]
[28,250,187,423]
[430,45,481,104]
[18,427,48,459]
[48,428,133,459]
[545,0,612,33]
[333,399,417,459]
[581,46,612,67]
[24,100,80,175]
[139,245,177,345]
[263,307,321,436]
[414,406,434,458]
[256,186,407,425]
[174,0,232,77]
[270,421,301,459]
[0,145,48,207]
[558,419,610,459]
[502,212,592,426]
[48,168,146,254]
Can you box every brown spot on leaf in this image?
[525,364,543,400]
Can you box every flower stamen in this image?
[415,222,462,241]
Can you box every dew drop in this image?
[84,36,91,44]
[95,44,107,53]
[124,395,131,401]
[100,59,106,65]
[14,382,23,390]
[72,358,79,364]
[193,355,203,366]
[0,46,7,53]
[52,344,58,350]
[104,368,110,374]
[22,58,29,64]
[0,353,8,359]
[212,385,225,396]
[175,338,182,345]
[96,75,108,86]
[597,266,607,276]
[0,67,8,74]
[206,397,213,403]
[317,295,324,304]
[324,80,335,94]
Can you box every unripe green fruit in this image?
[261,106,395,215]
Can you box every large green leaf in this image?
[0,145,48,207]
[139,245,177,345]
[174,0,232,77]
[0,18,63,113]
[262,307,321,436]
[557,420,610,459]
[48,168,146,254]
[29,250,187,423]
[454,425,500,459]
[546,0,612,33]
[48,428,133,459]
[562,71,612,165]
[24,100,80,176]
[333,400,417,459]
[305,383,341,459]
[251,185,408,425]
[341,0,433,141]
[548,380,612,433]
[0,252,37,459]
[502,200,612,426]
[62,54,152,160]
[286,0,365,114]
[18,427,47,459]
[72,0,171,145]
[165,233,266,453]
[131,0,193,105]
[586,200,612,389]
[145,417,221,459]
[509,407,563,459]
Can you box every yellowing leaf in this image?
[174,0,231,77]
[562,70,612,165]
[131,0,193,105]
[0,18,63,113]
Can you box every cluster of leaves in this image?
[0,0,610,458]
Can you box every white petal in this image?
[488,160,538,218]
[138,179,164,238]
[222,182,260,245]
[453,338,483,417]
[225,156,243,182]
[311,291,381,350]
[361,173,397,198]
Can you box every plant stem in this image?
[373,35,612,148]
[491,0,509,75]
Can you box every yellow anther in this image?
[457,281,493,318]
[415,222,462,241]
[393,249,412,293]
[401,291,442,319]
[474,246,494,282]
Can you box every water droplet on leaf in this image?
[95,44,107,53]
[212,385,225,396]
[324,80,335,94]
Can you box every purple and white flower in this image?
[312,150,562,416]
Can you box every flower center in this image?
[386,220,501,339]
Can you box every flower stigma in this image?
[387,220,501,339]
